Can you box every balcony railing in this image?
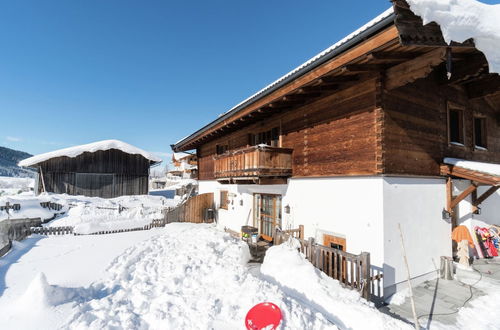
[214,145,293,183]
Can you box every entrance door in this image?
[254,194,282,241]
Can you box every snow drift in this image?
[62,224,409,329]
[407,0,500,73]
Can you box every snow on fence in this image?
[274,228,373,301]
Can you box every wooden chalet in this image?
[172,0,500,299]
[19,140,161,198]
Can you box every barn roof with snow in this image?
[19,140,161,167]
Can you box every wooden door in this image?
[254,194,281,241]
[323,234,347,282]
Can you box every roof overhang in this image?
[440,164,500,186]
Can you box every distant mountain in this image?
[0,146,35,178]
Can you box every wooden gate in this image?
[164,193,215,224]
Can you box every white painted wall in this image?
[200,176,459,299]
[382,177,451,297]
[198,180,287,233]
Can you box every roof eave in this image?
[172,11,396,152]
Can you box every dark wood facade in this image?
[37,149,151,198]
[174,1,500,182]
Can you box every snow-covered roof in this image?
[18,140,162,167]
[407,0,500,74]
[444,158,500,177]
[173,152,194,162]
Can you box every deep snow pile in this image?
[261,243,408,330]
[46,194,176,234]
[407,0,500,73]
[61,224,409,329]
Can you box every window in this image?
[220,190,229,210]
[474,116,487,149]
[448,107,464,145]
[216,144,228,155]
[248,127,280,147]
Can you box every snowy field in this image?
[0,193,177,234]
[0,224,409,330]
[0,176,34,197]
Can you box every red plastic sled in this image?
[245,302,282,330]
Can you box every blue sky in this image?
[0,0,497,164]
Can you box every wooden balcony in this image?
[214,145,293,184]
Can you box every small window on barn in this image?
[220,190,229,210]
[448,107,465,146]
[474,116,487,150]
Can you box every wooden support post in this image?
[299,225,304,240]
[471,189,478,214]
[450,183,477,209]
[360,252,371,300]
[446,177,453,214]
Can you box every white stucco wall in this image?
[198,180,287,232]
[382,177,451,297]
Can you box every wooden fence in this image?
[31,226,73,235]
[275,228,372,300]
[163,193,215,224]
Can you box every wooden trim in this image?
[440,164,500,186]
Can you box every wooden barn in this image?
[19,140,161,198]
[172,0,500,299]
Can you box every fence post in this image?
[360,252,371,301]
[308,237,314,261]
[299,225,304,240]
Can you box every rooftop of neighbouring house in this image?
[18,139,162,167]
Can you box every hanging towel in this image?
[452,225,475,248]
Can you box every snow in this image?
[0,176,35,196]
[0,224,410,329]
[407,0,500,74]
[18,139,161,167]
[0,194,62,222]
[173,152,193,161]
[0,193,177,234]
[0,230,162,329]
[260,243,408,330]
[444,157,500,176]
[432,260,500,330]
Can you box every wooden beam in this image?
[368,51,421,61]
[386,48,446,90]
[316,75,360,84]
[465,74,500,99]
[341,64,385,72]
[450,183,477,209]
[473,186,500,206]
[446,176,453,213]
[298,85,339,93]
[282,93,321,102]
